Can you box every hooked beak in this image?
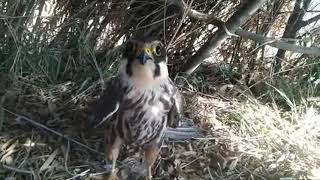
[137,48,152,64]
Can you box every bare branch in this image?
[300,14,320,27]
[185,7,320,56]
[170,0,320,74]
[274,0,311,72]
[180,0,268,74]
[235,29,320,56]
[169,0,223,26]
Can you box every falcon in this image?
[89,37,200,179]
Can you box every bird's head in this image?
[123,38,169,87]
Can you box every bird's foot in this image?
[103,162,119,180]
[103,163,113,172]
[107,171,119,180]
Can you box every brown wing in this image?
[88,76,121,128]
[165,85,205,140]
[167,82,184,128]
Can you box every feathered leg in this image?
[144,142,160,180]
[105,135,123,180]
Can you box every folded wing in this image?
[88,77,121,128]
[167,80,184,128]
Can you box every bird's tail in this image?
[163,127,204,141]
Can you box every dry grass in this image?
[1,0,320,179]
[1,73,320,180]
[182,82,320,180]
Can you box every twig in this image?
[64,141,75,176]
[2,164,33,174]
[167,0,194,49]
[169,0,320,72]
[236,29,320,56]
[66,169,90,180]
[1,107,103,156]
[180,156,201,168]
[181,0,268,74]
[88,171,109,177]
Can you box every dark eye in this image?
[124,40,135,58]
[154,44,162,56]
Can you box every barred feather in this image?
[163,127,204,140]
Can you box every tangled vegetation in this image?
[1,0,320,179]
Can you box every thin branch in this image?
[169,0,320,73]
[300,14,320,27]
[1,107,103,156]
[2,164,33,174]
[167,0,193,48]
[180,0,268,74]
[169,0,223,26]
[279,10,320,14]
[273,0,311,72]
[235,29,320,56]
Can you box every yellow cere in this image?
[136,47,155,55]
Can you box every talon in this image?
[107,169,119,180]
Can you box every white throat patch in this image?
[120,59,169,89]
